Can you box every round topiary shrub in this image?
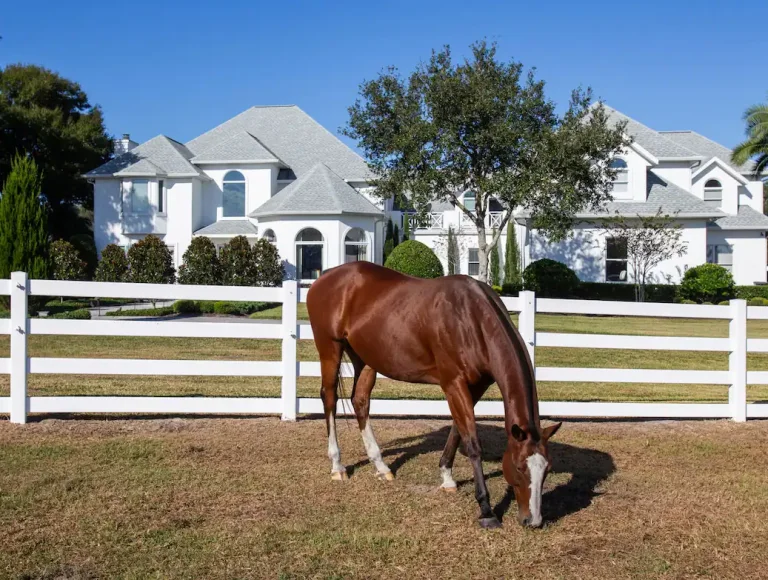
[679,264,735,304]
[173,300,200,314]
[384,240,444,279]
[522,259,579,298]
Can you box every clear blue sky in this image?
[2,0,766,153]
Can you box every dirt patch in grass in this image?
[0,417,766,579]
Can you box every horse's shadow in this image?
[351,423,615,525]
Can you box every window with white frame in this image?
[222,170,246,217]
[158,180,166,214]
[707,244,733,272]
[468,248,480,276]
[344,228,368,263]
[605,237,628,282]
[463,191,476,212]
[703,179,723,208]
[296,228,324,280]
[128,180,150,214]
[610,158,629,196]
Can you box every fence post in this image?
[729,298,747,422]
[518,290,536,368]
[10,271,28,424]
[281,280,298,421]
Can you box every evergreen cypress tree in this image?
[0,154,49,280]
[403,214,411,241]
[383,219,395,262]
[490,228,501,286]
[447,226,459,275]
[393,224,400,247]
[503,221,521,287]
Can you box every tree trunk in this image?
[477,217,490,283]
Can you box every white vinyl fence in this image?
[1,271,766,424]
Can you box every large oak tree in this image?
[344,41,630,282]
[0,64,113,240]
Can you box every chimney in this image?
[114,133,137,155]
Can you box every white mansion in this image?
[87,104,768,286]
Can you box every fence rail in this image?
[1,271,765,423]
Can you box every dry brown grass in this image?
[0,417,766,579]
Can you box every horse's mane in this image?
[474,281,539,438]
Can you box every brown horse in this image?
[306,261,561,529]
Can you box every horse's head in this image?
[502,421,562,528]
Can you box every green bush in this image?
[522,259,579,298]
[48,308,91,320]
[384,240,444,279]
[220,236,256,286]
[178,237,221,285]
[127,235,175,284]
[106,306,175,317]
[500,282,522,296]
[679,299,696,305]
[718,300,731,306]
[213,301,240,315]
[748,297,768,307]
[0,309,9,319]
[492,285,503,294]
[679,264,735,304]
[211,301,271,316]
[252,238,284,287]
[735,286,768,300]
[197,301,216,314]
[95,244,129,282]
[50,239,87,281]
[173,300,200,314]
[574,282,678,303]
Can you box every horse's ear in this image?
[542,422,562,441]
[510,424,526,442]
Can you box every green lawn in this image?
[1,312,767,403]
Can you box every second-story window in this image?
[129,180,150,214]
[610,158,629,194]
[158,180,165,214]
[704,179,723,208]
[223,170,246,217]
[463,191,476,212]
[468,248,480,276]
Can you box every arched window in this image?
[463,191,476,212]
[262,229,276,243]
[222,170,246,217]
[344,228,368,263]
[704,179,723,207]
[610,158,629,194]
[295,228,324,280]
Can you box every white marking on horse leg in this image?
[440,466,457,490]
[361,420,391,477]
[527,453,547,527]
[328,415,345,476]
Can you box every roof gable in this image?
[190,131,282,164]
[87,135,203,178]
[660,130,755,174]
[185,105,372,180]
[602,105,700,160]
[250,163,382,218]
[691,157,749,185]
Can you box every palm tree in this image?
[732,100,768,176]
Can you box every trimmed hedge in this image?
[574,282,678,303]
[384,240,444,279]
[106,306,175,317]
[212,301,272,316]
[748,297,768,307]
[0,309,9,319]
[48,308,91,320]
[735,286,768,300]
[522,259,579,298]
[173,300,200,314]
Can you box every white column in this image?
[729,299,747,422]
[281,280,298,421]
[517,290,536,368]
[10,271,28,424]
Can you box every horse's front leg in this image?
[444,380,500,529]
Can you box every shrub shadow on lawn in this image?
[357,423,615,526]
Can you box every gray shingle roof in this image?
[87,135,203,177]
[710,205,768,230]
[186,105,372,180]
[193,220,259,236]
[190,131,282,164]
[659,130,755,174]
[250,163,383,218]
[602,105,700,160]
[516,170,724,220]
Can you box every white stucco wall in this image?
[691,164,740,214]
[528,220,707,284]
[614,147,650,202]
[653,161,693,192]
[707,228,767,285]
[93,179,125,253]
[198,164,279,223]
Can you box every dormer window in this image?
[703,179,722,208]
[222,170,246,217]
[610,158,629,194]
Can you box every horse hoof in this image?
[440,484,457,493]
[376,471,395,481]
[479,516,502,530]
[331,470,348,481]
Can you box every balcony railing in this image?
[407,212,444,230]
[460,212,505,231]
[405,211,506,232]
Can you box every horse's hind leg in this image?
[350,363,393,481]
[438,424,460,491]
[317,335,346,481]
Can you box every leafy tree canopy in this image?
[0,64,113,238]
[344,40,629,281]
[732,99,768,176]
